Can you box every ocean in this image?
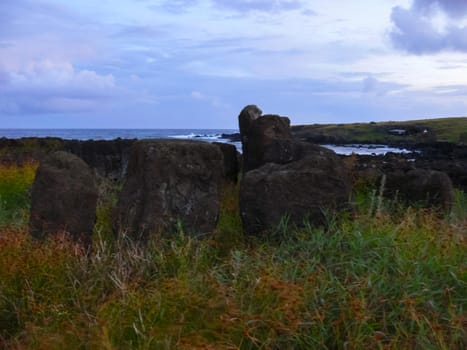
[0,129,237,142]
[0,129,413,155]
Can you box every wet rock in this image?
[114,140,223,239]
[29,151,98,246]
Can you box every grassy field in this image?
[0,164,466,349]
[291,117,467,144]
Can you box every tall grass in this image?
[0,162,37,227]
[0,166,465,349]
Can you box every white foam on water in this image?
[322,144,414,156]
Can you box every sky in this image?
[0,0,467,129]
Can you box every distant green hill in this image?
[291,117,467,145]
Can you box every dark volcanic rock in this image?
[238,105,263,140]
[0,137,64,165]
[238,105,352,234]
[213,142,239,183]
[64,139,135,180]
[240,109,304,172]
[412,143,467,192]
[29,151,98,246]
[415,159,467,192]
[221,133,241,142]
[0,137,135,181]
[240,150,351,234]
[114,140,224,239]
[384,169,454,210]
[347,153,456,210]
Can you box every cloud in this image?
[0,0,80,39]
[113,25,164,38]
[390,1,467,54]
[212,0,303,13]
[154,0,304,14]
[361,75,407,96]
[0,60,118,114]
[432,84,467,95]
[152,0,199,13]
[413,0,467,19]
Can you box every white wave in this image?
[322,144,414,156]
[169,133,222,140]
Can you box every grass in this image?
[0,164,466,349]
[291,117,467,144]
[0,162,37,227]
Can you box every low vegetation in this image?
[292,117,467,144]
[0,162,37,227]
[0,164,466,349]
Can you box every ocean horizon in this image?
[0,128,238,141]
[0,129,414,156]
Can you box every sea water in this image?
[0,129,414,155]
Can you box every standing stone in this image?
[114,140,224,239]
[240,148,351,234]
[29,151,98,246]
[238,104,263,140]
[238,105,309,172]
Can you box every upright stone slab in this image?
[114,140,224,239]
[238,106,304,172]
[238,104,263,141]
[29,151,98,245]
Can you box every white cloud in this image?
[0,60,118,113]
[212,0,303,13]
[390,0,467,54]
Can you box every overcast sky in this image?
[1,0,467,128]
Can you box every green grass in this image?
[0,162,37,227]
[292,117,467,144]
[0,167,466,349]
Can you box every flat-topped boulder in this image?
[29,151,98,246]
[113,139,224,239]
[240,147,352,234]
